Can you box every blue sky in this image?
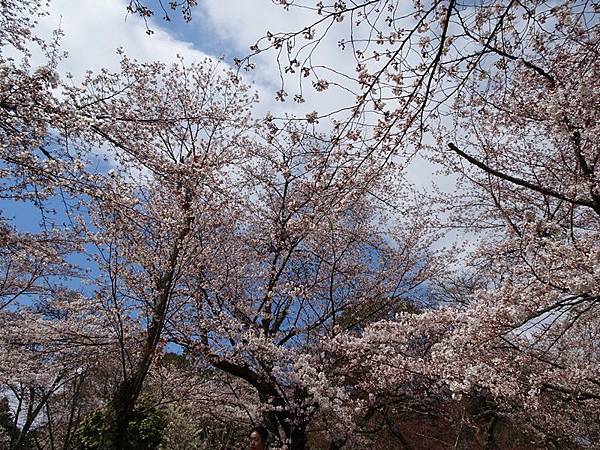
[148,5,229,56]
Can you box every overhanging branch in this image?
[447,142,600,215]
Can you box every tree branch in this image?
[448,142,600,215]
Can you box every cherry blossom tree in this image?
[57,52,259,447]
[3,0,599,448]
[1,1,260,447]
[280,1,600,447]
[0,2,102,445]
[156,119,439,448]
[425,6,600,442]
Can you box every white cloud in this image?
[199,0,363,121]
[192,2,477,255]
[36,0,211,80]
[31,0,454,195]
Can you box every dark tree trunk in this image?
[102,380,137,449]
[286,424,308,450]
[211,359,312,450]
[101,210,192,449]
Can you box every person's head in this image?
[249,425,268,450]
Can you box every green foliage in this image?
[127,405,168,450]
[75,403,167,450]
[76,409,106,450]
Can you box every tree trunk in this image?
[211,359,312,450]
[102,209,192,449]
[286,424,308,450]
[102,380,136,449]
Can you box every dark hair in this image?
[250,425,269,442]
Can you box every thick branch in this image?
[448,142,600,215]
